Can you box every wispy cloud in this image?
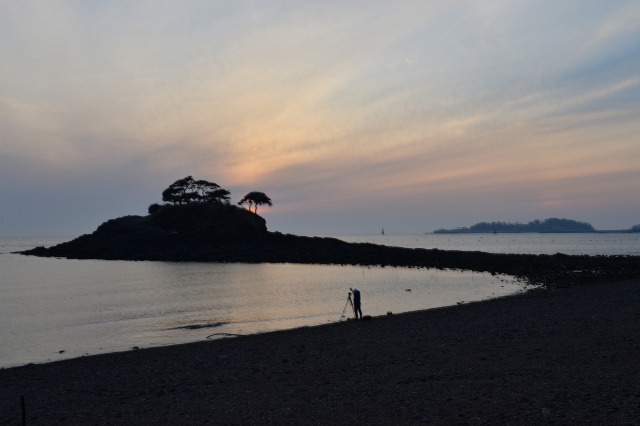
[1,0,639,235]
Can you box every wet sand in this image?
[2,279,640,424]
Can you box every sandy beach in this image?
[1,278,639,424]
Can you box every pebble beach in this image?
[2,278,639,424]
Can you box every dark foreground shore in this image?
[2,279,639,424]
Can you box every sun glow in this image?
[1,1,639,235]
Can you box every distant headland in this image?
[433,218,640,234]
[19,177,640,290]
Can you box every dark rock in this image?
[19,204,640,290]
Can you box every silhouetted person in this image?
[351,288,362,319]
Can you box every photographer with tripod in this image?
[340,288,363,321]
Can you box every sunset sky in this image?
[1,1,639,237]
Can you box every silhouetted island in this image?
[434,218,597,233]
[434,218,640,234]
[21,203,640,290]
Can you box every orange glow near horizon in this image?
[2,2,639,234]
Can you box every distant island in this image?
[434,218,640,234]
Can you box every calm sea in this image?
[1,233,637,368]
[331,233,640,256]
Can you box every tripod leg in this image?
[340,295,352,320]
[340,294,354,321]
[340,300,349,319]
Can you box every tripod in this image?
[340,292,354,321]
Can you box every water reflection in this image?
[1,257,524,367]
[141,262,524,337]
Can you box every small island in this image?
[434,218,640,234]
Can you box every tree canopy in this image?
[161,176,230,205]
[238,191,272,214]
[154,176,272,216]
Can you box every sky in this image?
[1,1,639,237]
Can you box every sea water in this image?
[1,233,636,368]
[332,233,640,256]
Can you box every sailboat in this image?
[381,228,385,235]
